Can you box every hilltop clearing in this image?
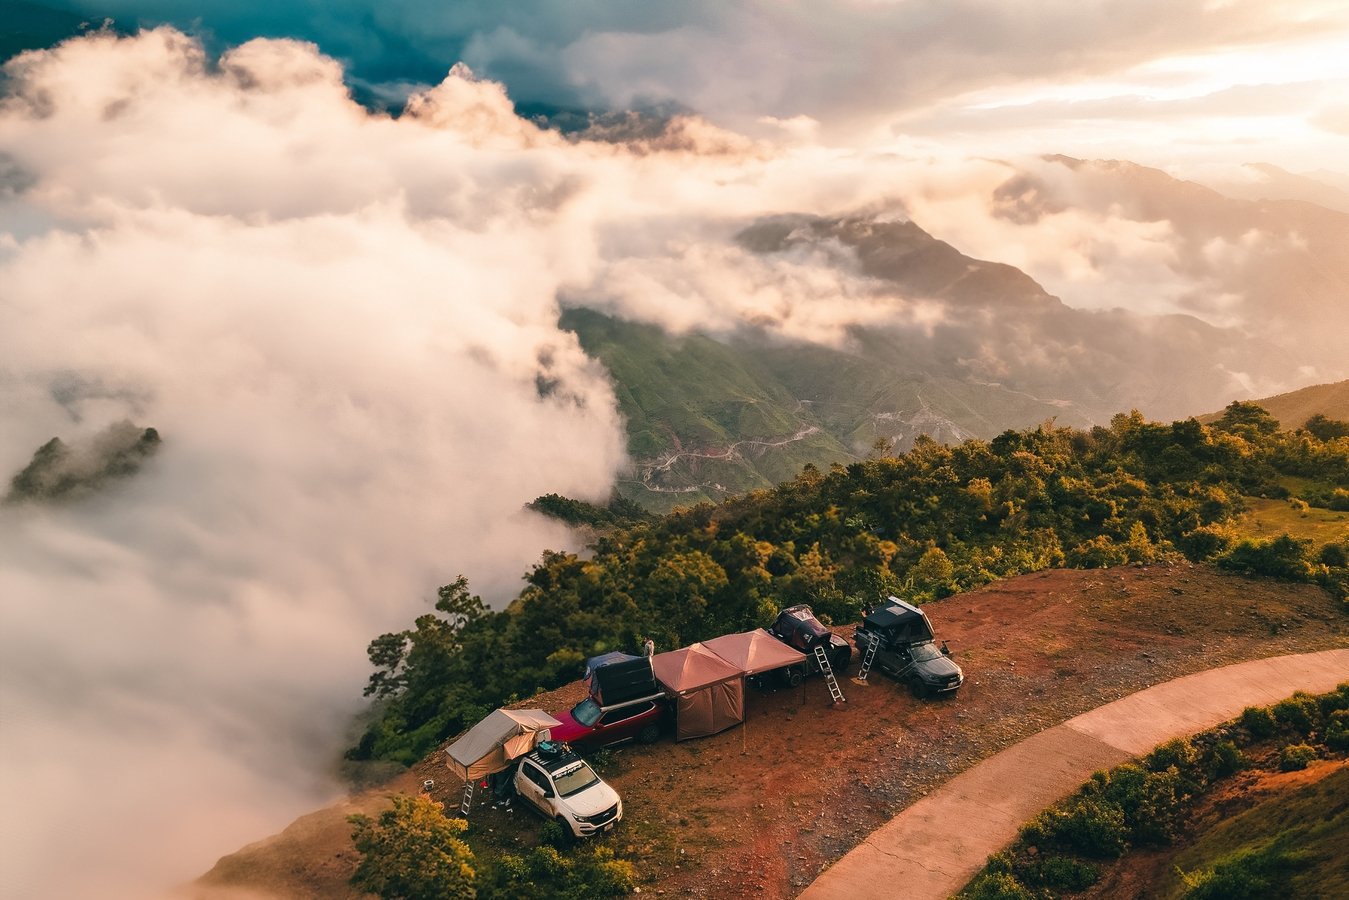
[192,563,1347,899]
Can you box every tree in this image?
[349,794,476,900]
[1304,413,1349,441]
[1215,401,1279,436]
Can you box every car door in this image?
[517,762,555,815]
[595,701,655,745]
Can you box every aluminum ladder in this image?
[856,634,879,682]
[813,644,846,703]
[459,780,474,816]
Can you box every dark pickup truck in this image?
[854,597,963,697]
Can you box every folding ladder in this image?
[856,634,879,682]
[459,780,474,816]
[813,644,846,703]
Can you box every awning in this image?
[444,708,561,782]
[702,629,807,675]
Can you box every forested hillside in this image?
[1200,380,1349,432]
[348,403,1349,766]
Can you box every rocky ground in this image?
[193,562,1348,899]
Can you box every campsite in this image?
[192,562,1348,899]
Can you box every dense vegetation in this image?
[348,403,1349,766]
[957,683,1349,900]
[348,793,633,900]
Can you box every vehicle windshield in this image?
[552,761,600,798]
[910,642,942,662]
[571,698,602,727]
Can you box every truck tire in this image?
[909,679,928,699]
[785,668,804,688]
[638,723,660,744]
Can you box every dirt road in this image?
[800,649,1349,900]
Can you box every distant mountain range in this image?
[568,158,1349,510]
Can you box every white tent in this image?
[444,708,561,782]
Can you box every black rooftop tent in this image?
[585,652,658,706]
[863,596,935,643]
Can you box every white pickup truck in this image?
[513,744,623,839]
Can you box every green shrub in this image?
[1032,855,1098,890]
[1326,710,1349,751]
[1279,742,1318,771]
[1317,683,1349,717]
[538,819,570,850]
[1178,843,1309,900]
[1239,705,1277,739]
[1133,767,1189,844]
[1145,738,1198,773]
[960,872,1038,900]
[1217,535,1315,581]
[1023,797,1129,859]
[1271,694,1321,737]
[1203,740,1245,778]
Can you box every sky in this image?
[46,0,1349,173]
[0,5,1346,899]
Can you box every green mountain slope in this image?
[1200,380,1349,430]
[562,308,1088,511]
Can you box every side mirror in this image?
[543,786,555,798]
[940,641,952,656]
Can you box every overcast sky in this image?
[51,0,1349,172]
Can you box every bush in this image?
[1326,710,1349,751]
[538,819,570,850]
[1032,855,1098,890]
[1145,738,1198,773]
[1217,535,1315,581]
[1022,796,1129,859]
[1203,740,1245,778]
[1178,843,1309,900]
[1318,683,1349,717]
[1239,705,1277,739]
[960,872,1039,900]
[348,794,476,900]
[1279,743,1318,771]
[1271,694,1321,737]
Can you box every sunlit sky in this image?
[49,0,1349,173]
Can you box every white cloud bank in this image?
[0,30,629,900]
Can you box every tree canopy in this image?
[349,406,1349,766]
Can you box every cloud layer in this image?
[0,30,629,899]
[53,0,1349,170]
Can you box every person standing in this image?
[642,636,655,658]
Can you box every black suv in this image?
[853,597,963,697]
[767,604,852,686]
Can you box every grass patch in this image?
[1168,766,1349,899]
[1236,497,1349,544]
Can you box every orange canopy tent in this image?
[651,643,746,741]
[702,628,806,675]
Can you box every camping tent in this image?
[651,643,746,741]
[584,652,659,706]
[444,708,561,781]
[863,596,935,644]
[702,628,807,674]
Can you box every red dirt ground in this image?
[191,563,1348,899]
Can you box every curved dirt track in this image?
[800,648,1349,900]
